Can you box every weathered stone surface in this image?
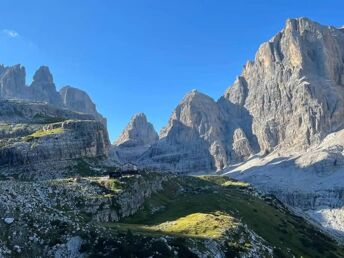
[0,64,106,124]
[115,113,158,147]
[0,120,109,168]
[113,113,158,163]
[139,90,230,172]
[29,66,62,106]
[59,85,106,125]
[225,17,344,153]
[0,64,27,99]
[226,128,344,241]
[0,99,110,179]
[135,90,258,172]
[231,128,253,162]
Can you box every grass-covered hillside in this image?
[0,166,343,257]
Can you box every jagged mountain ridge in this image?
[117,17,344,173]
[0,64,110,179]
[0,64,105,124]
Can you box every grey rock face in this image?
[0,99,110,179]
[138,89,259,172]
[139,90,254,172]
[231,128,253,162]
[0,119,109,174]
[0,64,105,124]
[60,86,96,115]
[29,66,62,106]
[225,17,344,152]
[59,85,106,125]
[115,113,158,147]
[114,113,158,163]
[0,65,26,99]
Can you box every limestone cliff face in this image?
[0,120,109,167]
[0,67,110,178]
[225,18,344,152]
[115,113,158,147]
[159,90,228,171]
[113,113,158,163]
[29,66,63,106]
[0,64,27,99]
[59,85,106,125]
[0,99,110,162]
[0,64,105,124]
[138,90,254,171]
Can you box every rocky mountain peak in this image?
[0,64,26,99]
[32,66,53,83]
[59,86,96,114]
[115,113,158,147]
[162,89,219,134]
[29,66,62,105]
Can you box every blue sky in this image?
[0,0,343,141]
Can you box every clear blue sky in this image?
[0,0,343,141]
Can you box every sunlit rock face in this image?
[113,113,158,163]
[225,18,344,152]
[137,90,257,172]
[115,113,158,147]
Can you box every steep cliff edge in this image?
[0,64,105,124]
[59,85,106,125]
[0,99,110,179]
[225,17,344,152]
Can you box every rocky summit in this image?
[59,85,106,125]
[113,113,158,163]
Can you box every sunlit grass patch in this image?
[23,127,64,141]
[150,212,237,238]
[107,212,237,239]
[30,127,64,138]
[199,175,250,187]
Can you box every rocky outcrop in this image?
[113,113,158,163]
[0,64,105,124]
[0,99,110,179]
[115,113,158,147]
[225,18,344,153]
[136,90,258,172]
[139,90,223,172]
[29,66,62,106]
[59,86,106,124]
[0,64,27,99]
[0,119,109,178]
[231,128,253,162]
